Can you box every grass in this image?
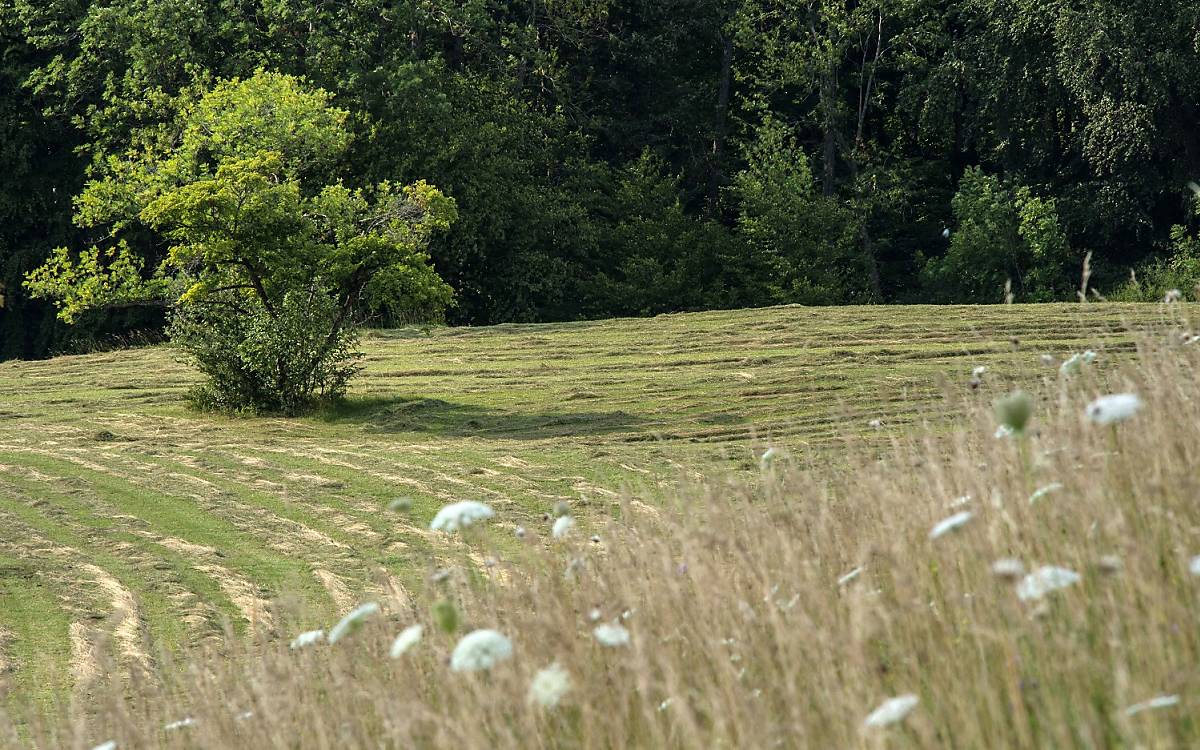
[0,301,1184,724]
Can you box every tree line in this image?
[3,0,1199,362]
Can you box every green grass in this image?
[0,302,1177,708]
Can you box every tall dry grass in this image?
[7,315,1200,749]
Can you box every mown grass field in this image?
[0,303,1172,710]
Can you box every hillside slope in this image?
[0,303,1167,705]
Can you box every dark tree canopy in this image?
[3,0,1200,361]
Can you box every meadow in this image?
[0,302,1194,748]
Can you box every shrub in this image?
[170,288,360,415]
[922,167,1074,301]
[1109,225,1200,302]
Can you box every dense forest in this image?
[2,0,1199,361]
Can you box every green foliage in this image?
[170,289,360,414]
[732,120,857,304]
[25,71,454,412]
[1111,225,1200,303]
[582,151,742,316]
[921,168,1073,302]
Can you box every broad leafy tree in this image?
[26,72,455,413]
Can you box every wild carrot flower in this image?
[837,567,863,586]
[528,663,571,708]
[947,494,972,508]
[552,515,576,539]
[432,599,459,634]
[163,718,196,731]
[450,629,513,672]
[430,500,495,532]
[289,629,325,650]
[991,558,1025,579]
[759,447,782,471]
[1028,483,1063,504]
[593,622,631,647]
[1125,695,1179,716]
[1017,566,1080,601]
[328,602,380,644]
[930,511,973,540]
[1059,350,1097,376]
[389,624,423,658]
[994,390,1033,436]
[1085,393,1143,425]
[862,694,919,728]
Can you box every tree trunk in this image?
[860,221,882,299]
[707,32,734,215]
[820,67,838,197]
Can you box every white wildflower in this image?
[552,515,576,539]
[528,663,571,708]
[759,447,783,471]
[1125,694,1180,716]
[994,424,1014,439]
[658,697,675,712]
[1085,393,1143,425]
[514,525,527,539]
[942,227,951,238]
[992,558,1025,580]
[89,743,117,750]
[1164,289,1183,303]
[588,608,602,622]
[430,500,495,532]
[837,567,863,586]
[972,365,987,377]
[1028,483,1063,504]
[929,511,973,540]
[328,602,381,645]
[289,629,325,650]
[1017,566,1081,601]
[593,622,631,647]
[947,494,972,508]
[389,624,424,658]
[163,718,196,731]
[235,710,254,721]
[862,694,919,728]
[1040,353,1057,367]
[1188,555,1200,576]
[1059,350,1097,376]
[450,629,513,672]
